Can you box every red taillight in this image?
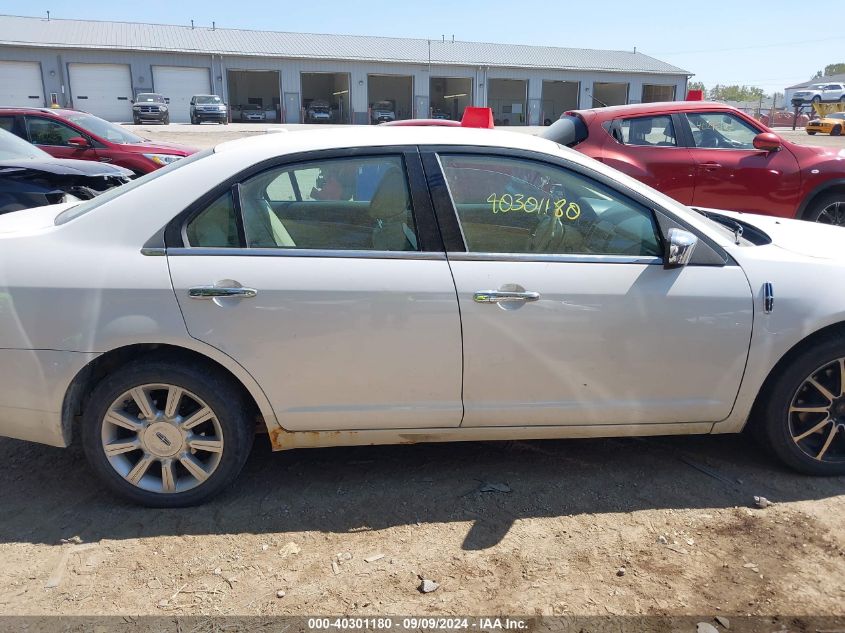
[461,107,494,128]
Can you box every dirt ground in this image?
[0,123,843,622]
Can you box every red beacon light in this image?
[686,89,704,101]
[461,107,494,128]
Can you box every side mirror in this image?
[753,132,782,152]
[67,136,90,149]
[665,228,698,268]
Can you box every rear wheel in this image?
[81,360,254,507]
[756,335,845,475]
[804,192,845,225]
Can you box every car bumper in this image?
[195,111,227,121]
[134,112,167,121]
[0,349,97,447]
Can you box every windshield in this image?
[55,148,213,225]
[136,94,165,103]
[827,113,845,120]
[65,113,144,144]
[0,128,52,160]
[374,102,393,110]
[195,95,223,104]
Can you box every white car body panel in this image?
[451,260,753,426]
[168,254,463,430]
[0,126,842,452]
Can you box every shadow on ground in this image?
[1,433,842,549]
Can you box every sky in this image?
[1,0,841,93]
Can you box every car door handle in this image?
[189,286,258,299]
[474,290,540,304]
[700,162,722,171]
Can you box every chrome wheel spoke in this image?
[130,387,157,420]
[180,454,210,483]
[161,459,177,493]
[164,386,184,418]
[793,417,832,442]
[181,406,214,431]
[789,405,830,414]
[188,437,224,454]
[126,454,155,485]
[104,438,141,456]
[816,425,839,460]
[104,410,144,433]
[808,377,835,403]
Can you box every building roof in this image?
[0,14,690,76]
[786,73,845,89]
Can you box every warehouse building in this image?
[0,14,690,125]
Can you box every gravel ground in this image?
[0,121,842,622]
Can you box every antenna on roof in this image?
[441,35,445,42]
[46,10,50,20]
[633,45,637,54]
[451,34,454,42]
[191,19,195,29]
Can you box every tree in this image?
[824,63,845,76]
[709,84,765,102]
[688,81,706,94]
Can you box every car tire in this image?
[812,96,822,104]
[804,192,845,225]
[133,117,140,125]
[163,114,170,125]
[807,130,817,135]
[81,360,255,507]
[190,116,198,125]
[832,125,842,137]
[754,333,845,476]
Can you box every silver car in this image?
[1,126,844,506]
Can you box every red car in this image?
[0,108,197,175]
[556,101,845,224]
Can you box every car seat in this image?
[369,167,417,251]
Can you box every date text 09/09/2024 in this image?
[307,618,528,630]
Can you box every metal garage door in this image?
[0,61,44,107]
[68,63,133,121]
[153,66,211,123]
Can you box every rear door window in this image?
[615,115,677,147]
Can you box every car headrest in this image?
[368,167,410,220]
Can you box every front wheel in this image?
[832,125,842,137]
[804,192,845,225]
[812,96,822,104]
[81,360,254,507]
[807,130,817,135]
[756,335,845,475]
[163,114,170,125]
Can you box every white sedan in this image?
[1,126,844,506]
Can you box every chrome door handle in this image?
[189,286,258,299]
[474,290,540,304]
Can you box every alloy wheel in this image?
[100,383,224,494]
[788,358,845,463]
[815,201,845,226]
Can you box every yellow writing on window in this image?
[486,193,580,220]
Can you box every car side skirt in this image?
[268,422,715,451]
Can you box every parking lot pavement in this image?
[128,122,845,151]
